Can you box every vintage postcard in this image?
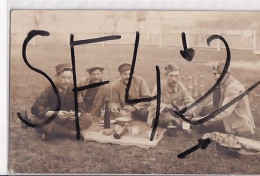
[9,10,260,174]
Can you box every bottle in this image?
[113,123,129,139]
[104,101,110,129]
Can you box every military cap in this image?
[55,63,72,75]
[165,63,180,75]
[118,63,132,73]
[86,63,105,73]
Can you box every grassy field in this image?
[9,44,260,174]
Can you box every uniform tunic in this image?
[147,80,194,126]
[31,82,92,134]
[111,76,151,120]
[77,77,110,117]
[203,75,255,136]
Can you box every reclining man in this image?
[147,63,195,127]
[110,63,151,122]
[27,63,93,140]
[77,64,110,119]
[194,61,255,137]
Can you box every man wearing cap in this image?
[28,63,93,140]
[110,63,151,121]
[195,61,255,137]
[77,64,110,118]
[147,63,195,127]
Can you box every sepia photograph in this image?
[9,10,260,174]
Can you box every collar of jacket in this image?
[220,74,233,88]
[163,79,178,93]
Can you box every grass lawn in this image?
[9,44,260,174]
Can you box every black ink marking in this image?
[70,34,121,140]
[74,81,110,92]
[70,35,121,46]
[180,32,195,61]
[150,66,161,141]
[176,35,231,124]
[124,32,161,141]
[70,34,81,140]
[125,32,158,104]
[190,79,260,125]
[17,30,61,128]
[177,34,260,158]
[177,138,211,159]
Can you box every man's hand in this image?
[124,105,136,112]
[192,116,205,122]
[45,110,68,118]
[67,111,81,120]
[57,111,70,119]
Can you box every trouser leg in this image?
[132,108,149,122]
[199,102,217,116]
[196,102,225,133]
[30,116,60,135]
[51,113,93,138]
[62,113,93,131]
[151,111,178,127]
[78,113,93,130]
[51,125,77,138]
[31,113,93,138]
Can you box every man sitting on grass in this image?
[147,63,195,127]
[21,63,93,140]
[77,64,110,120]
[193,61,255,137]
[110,63,151,122]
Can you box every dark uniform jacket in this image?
[77,77,110,117]
[31,82,77,118]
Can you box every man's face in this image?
[166,71,180,87]
[121,70,130,84]
[57,70,73,90]
[89,69,103,83]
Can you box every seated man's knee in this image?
[158,112,174,127]
[133,108,149,121]
[139,108,149,117]
[80,113,93,129]
[199,103,216,116]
